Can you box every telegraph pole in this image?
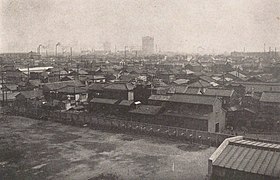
[1,72,5,106]
[124,46,127,61]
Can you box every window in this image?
[215,123,219,133]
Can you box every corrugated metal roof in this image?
[213,139,280,178]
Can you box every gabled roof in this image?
[212,138,280,178]
[173,79,189,85]
[0,92,20,101]
[119,100,134,106]
[88,83,108,91]
[42,81,84,91]
[5,84,18,91]
[28,80,41,87]
[129,105,162,115]
[168,94,218,105]
[232,81,280,93]
[148,95,171,101]
[57,86,87,94]
[188,80,211,88]
[104,83,135,91]
[90,98,118,104]
[260,92,280,103]
[168,86,188,94]
[204,88,234,97]
[228,70,247,78]
[16,90,43,99]
[185,87,201,95]
[200,76,216,83]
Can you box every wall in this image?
[11,106,234,148]
[208,99,226,133]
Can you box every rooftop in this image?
[16,90,43,99]
[43,81,84,91]
[168,94,218,105]
[213,139,280,178]
[104,83,135,91]
[204,88,234,97]
[148,95,171,101]
[57,86,87,94]
[129,105,162,115]
[260,92,280,103]
[90,98,118,105]
[118,100,134,106]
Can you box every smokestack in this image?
[264,43,266,53]
[55,42,61,57]
[37,44,42,55]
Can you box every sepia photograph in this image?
[0,0,280,179]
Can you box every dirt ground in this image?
[0,116,215,180]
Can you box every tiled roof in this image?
[90,98,118,104]
[204,88,234,97]
[5,84,18,91]
[168,86,188,94]
[185,87,201,95]
[260,92,280,103]
[148,95,171,101]
[200,76,216,83]
[28,80,41,87]
[43,81,84,91]
[129,105,162,115]
[232,82,280,93]
[119,100,134,106]
[188,80,211,88]
[228,71,247,79]
[213,139,280,178]
[104,83,135,91]
[88,83,108,91]
[57,86,87,94]
[168,94,218,105]
[173,79,189,85]
[0,92,20,101]
[17,90,43,99]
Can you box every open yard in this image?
[0,116,215,180]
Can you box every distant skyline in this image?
[0,0,280,54]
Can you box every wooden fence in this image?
[11,107,234,147]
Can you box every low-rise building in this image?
[209,136,280,180]
[162,94,226,133]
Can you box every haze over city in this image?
[1,0,280,53]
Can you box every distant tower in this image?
[103,41,111,52]
[142,36,154,54]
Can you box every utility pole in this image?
[124,46,127,61]
[77,64,80,80]
[1,72,5,107]
[27,63,30,82]
[70,47,73,61]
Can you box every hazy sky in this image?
[0,0,280,53]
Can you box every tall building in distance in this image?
[142,36,154,54]
[103,41,111,52]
